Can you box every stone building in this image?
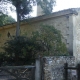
[0,8,80,61]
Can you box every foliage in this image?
[0,52,7,66]
[0,0,56,19]
[0,0,56,37]
[0,12,15,26]
[2,36,27,65]
[1,25,68,66]
[6,0,34,20]
[0,33,1,37]
[2,36,44,65]
[31,25,68,56]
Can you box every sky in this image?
[53,0,80,12]
[9,0,80,20]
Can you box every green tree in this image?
[0,0,56,37]
[2,36,44,65]
[2,25,68,66]
[0,12,15,26]
[32,25,68,56]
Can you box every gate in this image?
[0,57,42,80]
[64,63,80,80]
[0,65,35,80]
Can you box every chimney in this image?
[37,5,44,16]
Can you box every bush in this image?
[1,25,68,66]
[31,25,68,56]
[2,36,44,66]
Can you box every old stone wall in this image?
[73,9,80,62]
[0,9,75,52]
[43,56,76,80]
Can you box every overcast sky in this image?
[10,0,80,20]
[53,0,80,12]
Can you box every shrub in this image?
[31,25,68,56]
[2,25,68,66]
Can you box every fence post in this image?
[41,58,44,80]
[31,67,35,80]
[35,57,41,80]
[64,63,68,80]
[77,63,80,80]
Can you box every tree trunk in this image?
[16,7,20,37]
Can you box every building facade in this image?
[0,8,80,62]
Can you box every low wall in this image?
[43,56,75,80]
